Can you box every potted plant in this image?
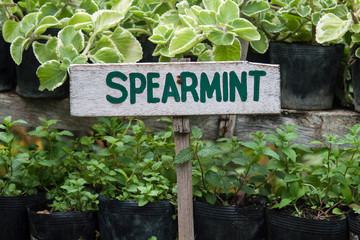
[316,2,360,112]
[243,0,345,110]
[87,117,177,240]
[0,116,48,240]
[148,0,261,62]
[174,126,275,240]
[0,0,17,91]
[264,125,349,240]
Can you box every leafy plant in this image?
[87,117,177,206]
[148,0,261,61]
[243,0,346,53]
[175,126,275,206]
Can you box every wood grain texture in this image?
[174,117,194,240]
[69,61,281,116]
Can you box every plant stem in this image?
[82,33,97,56]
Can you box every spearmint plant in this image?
[175,126,276,206]
[149,0,261,61]
[87,117,177,206]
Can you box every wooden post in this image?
[174,116,194,240]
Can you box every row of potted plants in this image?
[1,0,360,111]
[2,115,360,239]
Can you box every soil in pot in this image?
[0,34,15,91]
[15,46,69,99]
[27,202,97,240]
[266,207,348,240]
[98,195,177,240]
[0,193,46,240]
[194,195,267,240]
[269,42,344,110]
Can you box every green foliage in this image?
[189,126,274,206]
[149,0,260,61]
[87,117,177,206]
[245,0,347,53]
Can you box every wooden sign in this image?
[69,61,280,117]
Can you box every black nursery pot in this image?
[265,208,348,240]
[0,193,46,240]
[15,46,69,99]
[98,195,177,240]
[270,42,344,110]
[27,203,97,240]
[351,59,360,112]
[0,34,15,91]
[348,210,360,240]
[193,201,266,240]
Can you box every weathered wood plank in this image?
[0,92,359,145]
[234,109,360,146]
[69,61,281,117]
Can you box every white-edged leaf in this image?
[37,60,67,91]
[198,10,217,30]
[10,36,30,65]
[213,37,241,61]
[169,27,200,55]
[68,12,92,30]
[316,13,350,44]
[90,47,121,63]
[58,26,85,53]
[229,18,260,41]
[242,0,270,17]
[249,30,268,54]
[2,20,21,42]
[110,27,142,62]
[92,10,124,33]
[203,0,223,11]
[216,0,239,24]
[33,37,58,64]
[34,16,59,35]
[19,12,37,38]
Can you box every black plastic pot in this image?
[351,59,360,112]
[0,193,46,240]
[193,201,266,240]
[15,46,69,98]
[266,208,348,240]
[27,203,97,240]
[98,195,177,240]
[348,210,360,240]
[0,34,15,91]
[270,42,344,110]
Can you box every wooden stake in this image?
[173,116,194,240]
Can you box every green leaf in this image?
[174,147,194,164]
[10,36,30,65]
[208,29,235,45]
[149,24,174,44]
[271,198,292,209]
[356,48,360,59]
[2,20,21,42]
[198,49,214,61]
[58,26,85,53]
[261,147,280,160]
[341,184,352,204]
[205,193,217,204]
[198,10,217,30]
[37,60,67,91]
[113,0,133,15]
[19,12,37,38]
[216,0,239,24]
[228,18,260,41]
[241,185,257,194]
[92,10,124,33]
[110,27,142,63]
[284,174,298,183]
[68,12,93,30]
[80,0,99,14]
[203,0,223,11]
[249,30,268,54]
[192,126,203,139]
[169,27,200,55]
[213,38,241,61]
[296,5,311,18]
[58,45,78,62]
[33,37,58,64]
[198,145,223,157]
[281,147,297,162]
[352,24,360,34]
[34,16,59,35]
[205,170,222,188]
[316,13,350,44]
[90,47,121,63]
[243,0,270,17]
